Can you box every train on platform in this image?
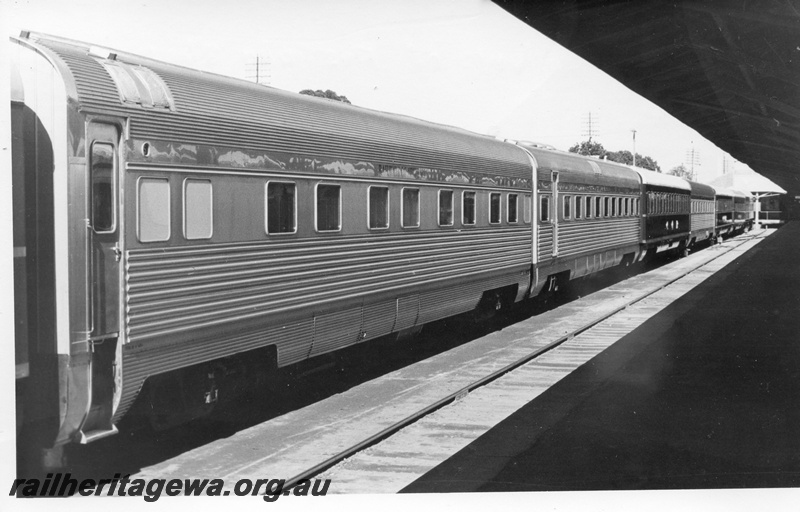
[10,32,754,458]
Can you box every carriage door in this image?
[551,171,559,257]
[88,123,120,338]
[83,122,122,440]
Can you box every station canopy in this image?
[496,1,800,202]
[707,171,787,196]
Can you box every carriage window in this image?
[575,195,582,219]
[369,186,389,229]
[101,60,175,110]
[316,184,341,232]
[604,197,610,217]
[184,179,213,239]
[523,194,532,223]
[463,191,476,225]
[490,192,501,224]
[595,196,602,217]
[91,142,116,233]
[130,66,174,109]
[563,195,571,219]
[266,181,296,234]
[402,188,420,228]
[540,195,550,223]
[439,190,454,226]
[508,194,519,223]
[585,196,592,218]
[138,177,170,242]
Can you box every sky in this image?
[2,0,755,183]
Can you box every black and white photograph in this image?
[2,1,799,510]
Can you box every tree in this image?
[568,140,661,172]
[636,155,661,172]
[667,164,692,179]
[568,140,606,157]
[604,150,633,166]
[299,89,351,104]
[604,150,661,172]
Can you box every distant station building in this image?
[707,171,787,228]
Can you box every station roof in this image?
[496,1,800,200]
[708,171,787,195]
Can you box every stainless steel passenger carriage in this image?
[515,145,642,295]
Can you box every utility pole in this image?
[245,55,271,85]
[631,129,637,168]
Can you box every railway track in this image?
[137,230,770,495]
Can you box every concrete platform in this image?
[403,223,800,492]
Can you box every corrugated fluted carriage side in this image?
[556,218,640,258]
[125,228,532,345]
[116,227,531,420]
